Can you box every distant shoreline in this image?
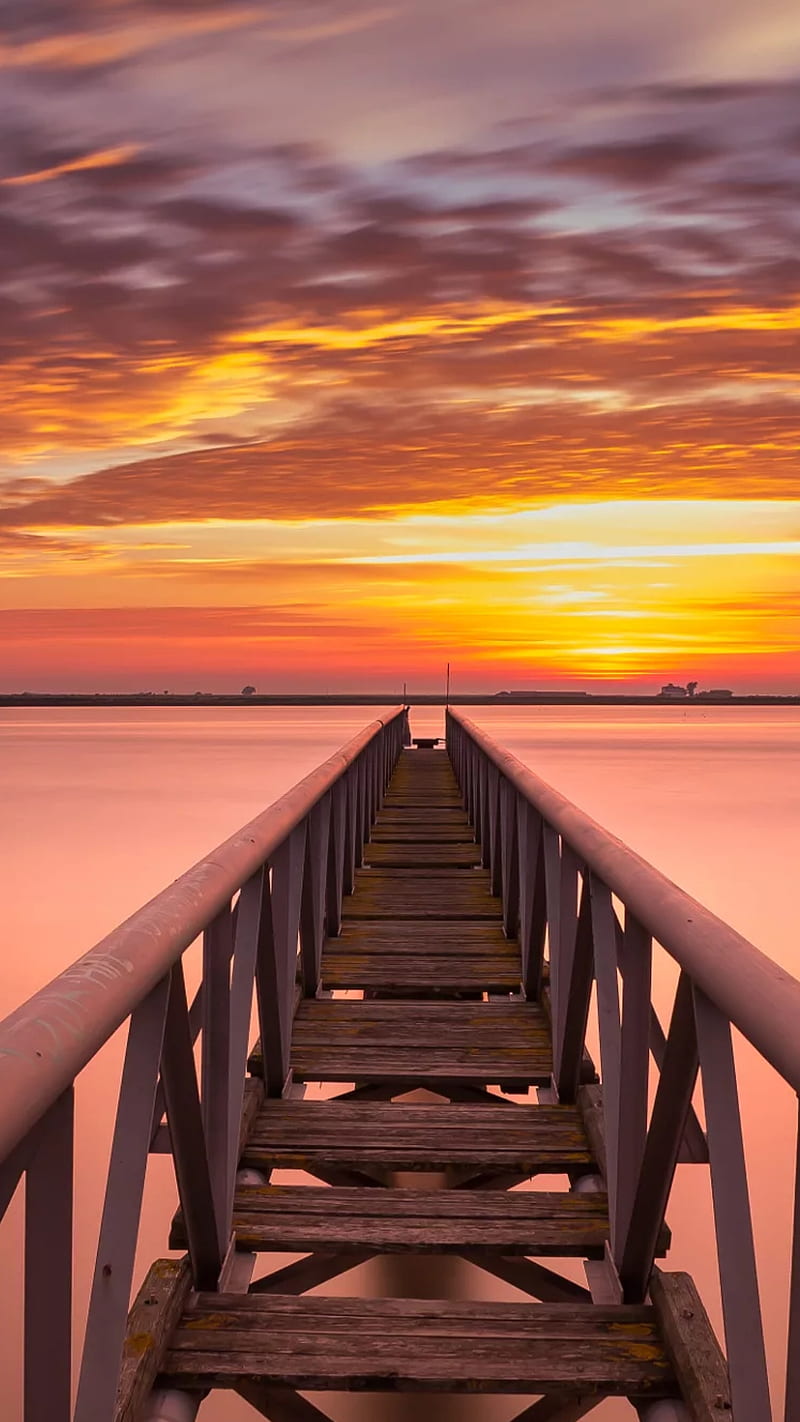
[1,694,798,708]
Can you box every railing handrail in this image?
[449,709,800,1092]
[0,707,406,1163]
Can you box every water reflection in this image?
[1,707,797,1421]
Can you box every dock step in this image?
[342,867,501,920]
[321,920,520,991]
[241,1099,595,1175]
[249,999,552,1087]
[172,1184,611,1256]
[364,842,483,867]
[160,1294,676,1396]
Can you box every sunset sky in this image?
[1,0,799,692]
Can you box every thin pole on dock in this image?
[446,661,451,706]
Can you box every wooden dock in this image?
[145,747,723,1419]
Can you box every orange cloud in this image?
[1,144,141,187]
[0,9,263,71]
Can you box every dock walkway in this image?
[155,748,711,1418]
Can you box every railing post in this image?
[75,977,171,1422]
[787,1097,800,1421]
[463,739,474,823]
[615,913,652,1258]
[201,903,235,1244]
[590,875,622,1245]
[486,765,502,896]
[343,763,358,895]
[300,794,331,995]
[517,800,545,997]
[354,756,368,863]
[475,752,487,847]
[326,776,348,937]
[544,826,567,1050]
[25,1088,74,1422]
[160,961,221,1289]
[225,870,267,1217]
[619,973,699,1301]
[553,870,594,1102]
[500,780,520,937]
[260,825,305,1094]
[693,986,772,1419]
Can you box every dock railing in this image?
[0,707,408,1422]
[447,708,800,1422]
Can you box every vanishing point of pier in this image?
[1,707,799,1420]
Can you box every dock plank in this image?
[160,1295,675,1395]
[365,843,483,867]
[172,1185,611,1256]
[242,1100,595,1174]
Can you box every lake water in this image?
[1,706,797,1420]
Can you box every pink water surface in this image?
[1,706,797,1421]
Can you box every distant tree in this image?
[687,681,698,698]
[242,685,257,696]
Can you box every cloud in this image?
[548,134,723,185]
[2,380,798,538]
[0,6,265,71]
[0,67,798,507]
[0,142,140,186]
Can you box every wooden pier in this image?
[2,708,797,1421]
[148,747,709,1418]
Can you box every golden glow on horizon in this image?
[2,501,797,689]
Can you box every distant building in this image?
[659,683,688,699]
[696,689,734,699]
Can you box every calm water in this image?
[1,706,798,1420]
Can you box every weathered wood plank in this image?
[370,828,475,842]
[291,1001,546,1027]
[321,956,520,991]
[227,1186,608,1220]
[160,1294,674,1395]
[649,1269,731,1420]
[170,1185,612,1257]
[364,844,483,867]
[242,1100,594,1173]
[355,867,491,879]
[288,1051,548,1088]
[327,921,516,952]
[115,1258,192,1422]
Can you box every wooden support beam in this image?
[115,1258,192,1422]
[508,1398,601,1422]
[236,1383,334,1422]
[648,1270,731,1421]
[449,1168,533,1192]
[460,1251,592,1303]
[441,1083,516,1105]
[329,1082,399,1102]
[300,1163,390,1189]
[248,1250,375,1295]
